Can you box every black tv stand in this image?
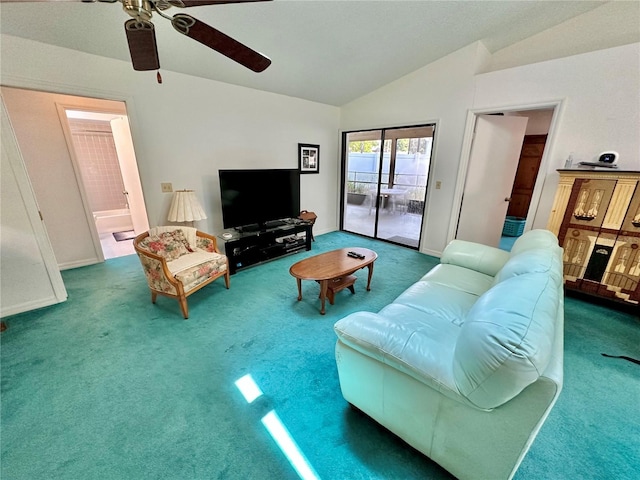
[235,219,291,234]
[264,219,288,228]
[220,222,312,274]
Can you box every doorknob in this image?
[505,197,512,202]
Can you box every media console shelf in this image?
[218,221,313,274]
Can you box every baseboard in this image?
[564,288,639,316]
[59,258,102,270]
[1,295,66,319]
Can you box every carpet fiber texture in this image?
[1,231,639,479]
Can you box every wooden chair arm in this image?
[195,230,221,254]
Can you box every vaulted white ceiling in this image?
[1,1,638,105]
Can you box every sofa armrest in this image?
[440,240,510,277]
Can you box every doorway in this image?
[341,125,435,248]
[61,108,148,259]
[1,86,148,268]
[453,106,556,250]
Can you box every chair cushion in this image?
[140,229,192,261]
[149,226,198,250]
[170,250,227,292]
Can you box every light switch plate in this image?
[161,182,173,193]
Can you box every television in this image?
[218,168,301,231]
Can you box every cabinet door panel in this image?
[621,183,640,233]
[568,179,616,229]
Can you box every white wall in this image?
[340,42,484,255]
[1,87,127,268]
[474,42,640,229]
[0,34,340,271]
[340,41,640,254]
[1,29,638,296]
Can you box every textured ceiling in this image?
[0,0,630,105]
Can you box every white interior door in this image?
[456,114,528,247]
[1,98,67,316]
[110,117,149,234]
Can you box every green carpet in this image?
[1,231,639,479]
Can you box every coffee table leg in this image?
[319,279,328,315]
[296,278,302,301]
[366,263,374,291]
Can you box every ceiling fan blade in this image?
[125,19,160,71]
[168,1,272,7]
[171,14,270,72]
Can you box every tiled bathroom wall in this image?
[68,118,126,212]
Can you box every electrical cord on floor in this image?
[601,353,640,365]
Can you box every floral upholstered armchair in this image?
[133,226,229,319]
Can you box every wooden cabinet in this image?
[547,170,640,308]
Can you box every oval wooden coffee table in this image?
[289,247,378,315]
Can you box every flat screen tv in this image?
[219,168,301,230]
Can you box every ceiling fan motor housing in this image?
[123,0,153,23]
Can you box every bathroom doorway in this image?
[61,108,149,259]
[1,87,149,268]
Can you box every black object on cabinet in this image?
[219,223,312,274]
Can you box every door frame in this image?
[447,99,566,243]
[339,123,436,248]
[55,103,149,261]
[55,104,110,262]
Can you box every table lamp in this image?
[167,189,207,226]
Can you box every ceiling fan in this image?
[5,0,273,73]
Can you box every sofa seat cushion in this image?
[335,304,462,398]
[392,280,480,326]
[419,263,495,297]
[453,273,559,409]
[167,250,227,292]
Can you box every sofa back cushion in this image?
[493,247,563,287]
[510,229,559,255]
[452,273,559,409]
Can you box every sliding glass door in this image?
[341,125,434,248]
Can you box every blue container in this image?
[502,216,526,237]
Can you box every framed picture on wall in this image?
[298,143,320,174]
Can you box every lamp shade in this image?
[167,190,207,222]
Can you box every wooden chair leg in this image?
[224,270,230,289]
[151,291,157,304]
[179,296,189,319]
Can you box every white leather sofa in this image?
[334,229,564,480]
